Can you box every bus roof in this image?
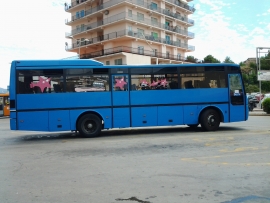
[11,59,240,69]
[12,59,104,67]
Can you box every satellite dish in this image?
[104,10,109,15]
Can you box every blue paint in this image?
[222,195,270,203]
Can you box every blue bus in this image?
[9,60,248,137]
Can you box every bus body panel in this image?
[17,111,49,131]
[157,106,184,126]
[130,88,228,105]
[113,108,130,128]
[69,108,112,130]
[131,107,157,127]
[10,118,16,130]
[112,91,129,106]
[16,92,112,110]
[183,105,199,124]
[49,110,71,131]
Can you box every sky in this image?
[0,0,270,88]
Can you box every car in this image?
[248,95,259,111]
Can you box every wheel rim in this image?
[207,114,216,126]
[82,119,97,134]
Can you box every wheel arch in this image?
[199,106,224,123]
[76,111,104,130]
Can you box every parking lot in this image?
[0,116,270,203]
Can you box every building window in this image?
[76,25,80,32]
[165,20,172,30]
[81,24,84,32]
[128,10,132,17]
[151,32,158,40]
[151,2,158,10]
[177,53,181,60]
[137,12,144,21]
[137,28,144,38]
[115,59,123,65]
[166,51,170,58]
[80,10,85,18]
[106,61,110,65]
[138,46,144,54]
[177,39,181,46]
[128,26,133,36]
[152,49,158,57]
[151,17,158,26]
[137,0,144,6]
[76,11,80,19]
[76,39,80,46]
[165,35,171,44]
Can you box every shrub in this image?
[262,98,270,114]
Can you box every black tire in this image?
[77,114,102,138]
[200,109,220,131]
[187,124,199,128]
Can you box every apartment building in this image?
[65,0,195,65]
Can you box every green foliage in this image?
[185,55,198,63]
[223,56,234,63]
[262,98,270,114]
[245,85,259,93]
[260,51,270,70]
[262,81,270,92]
[203,55,220,63]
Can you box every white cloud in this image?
[0,0,75,88]
[188,0,270,64]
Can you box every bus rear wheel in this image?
[200,109,220,131]
[77,114,102,138]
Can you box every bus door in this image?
[111,75,130,128]
[228,74,245,122]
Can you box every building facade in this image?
[65,0,195,65]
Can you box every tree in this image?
[260,51,270,70]
[185,55,198,63]
[223,56,234,63]
[203,55,220,63]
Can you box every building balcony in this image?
[79,46,188,62]
[65,0,194,25]
[165,0,195,12]
[64,0,89,12]
[66,29,195,52]
[65,12,195,38]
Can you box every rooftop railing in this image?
[66,29,195,51]
[66,12,194,38]
[65,0,194,25]
[79,46,189,61]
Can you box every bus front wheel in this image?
[77,114,102,138]
[200,109,220,131]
